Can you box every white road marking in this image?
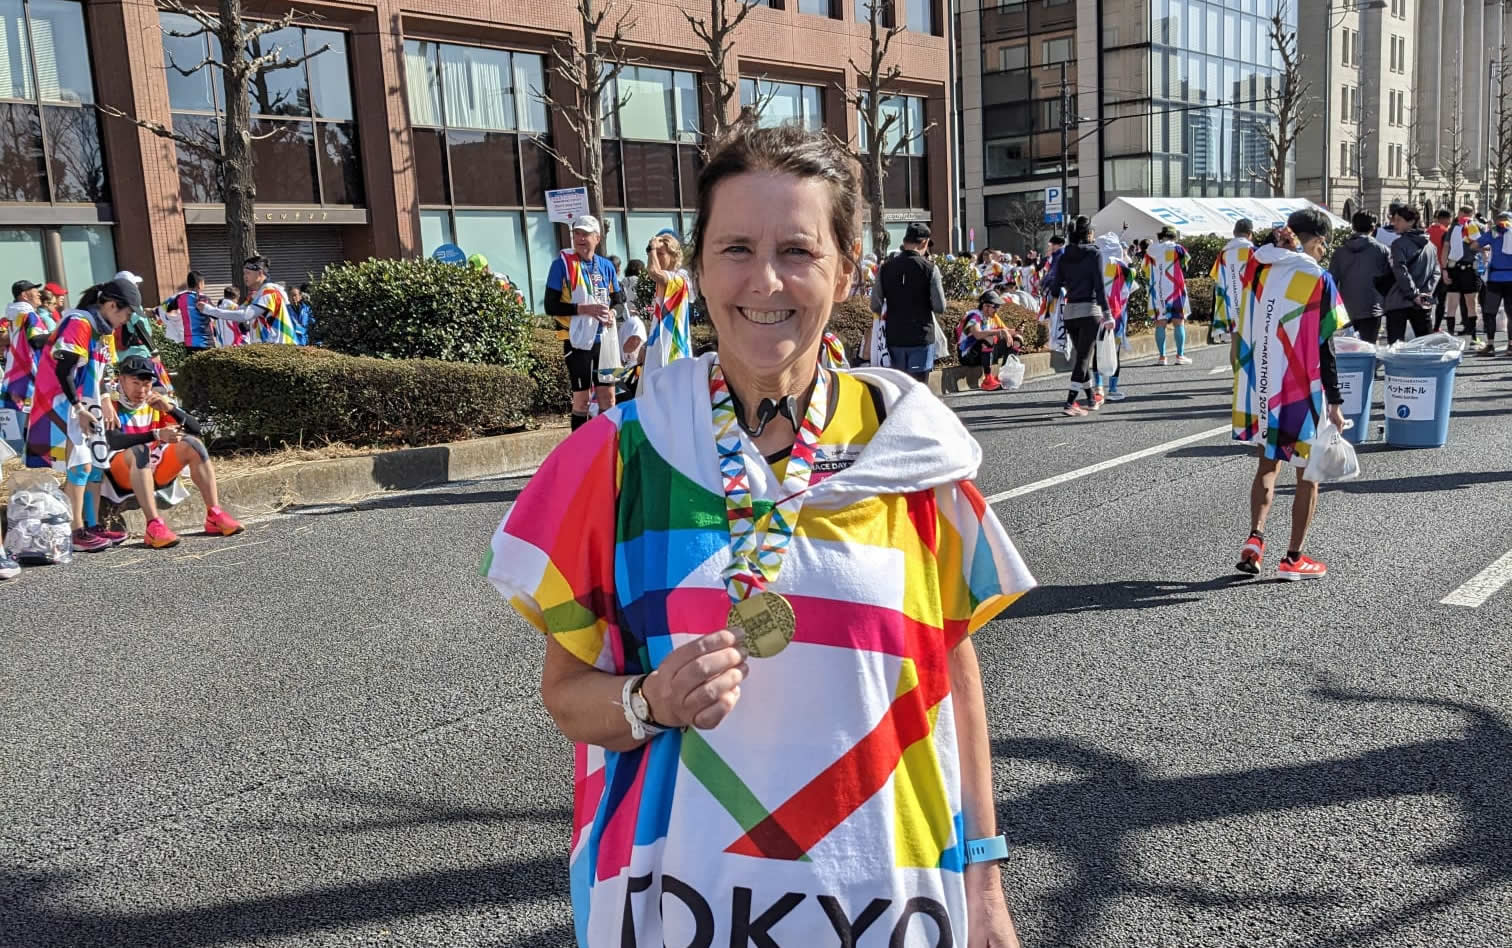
[1440,549,1512,608]
[983,424,1232,504]
[1209,365,1233,375]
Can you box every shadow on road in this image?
[996,682,1512,947]
[1317,469,1512,494]
[285,487,523,517]
[1007,576,1265,615]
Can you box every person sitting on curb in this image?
[956,289,1022,391]
[104,356,243,549]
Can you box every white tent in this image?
[1090,197,1348,243]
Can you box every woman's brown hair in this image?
[689,124,860,276]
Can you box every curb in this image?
[111,426,569,534]
[931,330,1217,395]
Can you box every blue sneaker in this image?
[0,554,20,580]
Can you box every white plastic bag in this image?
[997,356,1025,391]
[159,307,185,344]
[1303,421,1361,483]
[1095,325,1119,377]
[5,476,74,564]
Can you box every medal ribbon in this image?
[709,358,831,603]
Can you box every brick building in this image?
[4,0,951,308]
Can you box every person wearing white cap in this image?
[542,215,628,430]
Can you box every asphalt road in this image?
[3,342,1510,947]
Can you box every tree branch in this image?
[157,0,220,36]
[94,104,224,163]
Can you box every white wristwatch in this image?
[621,674,668,741]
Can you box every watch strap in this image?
[964,834,1009,864]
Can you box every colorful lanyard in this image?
[709,359,831,603]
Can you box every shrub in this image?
[932,254,979,300]
[175,344,534,450]
[1126,286,1151,336]
[828,296,1047,365]
[309,258,534,369]
[528,328,571,416]
[1187,276,1215,321]
[150,320,188,375]
[1180,234,1228,280]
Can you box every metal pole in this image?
[1060,60,1070,234]
[1484,58,1497,212]
[1324,0,1333,209]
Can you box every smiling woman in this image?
[484,125,1036,946]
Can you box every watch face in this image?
[630,690,651,722]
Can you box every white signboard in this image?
[545,187,591,224]
[1384,375,1437,421]
[1044,186,1063,223]
[1338,372,1367,418]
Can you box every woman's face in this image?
[698,170,851,379]
[100,300,132,328]
[655,242,680,272]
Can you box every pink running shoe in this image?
[204,508,245,537]
[143,518,181,549]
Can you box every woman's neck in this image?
[721,358,818,457]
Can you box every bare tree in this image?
[1441,78,1472,210]
[1490,57,1512,212]
[1252,1,1312,197]
[835,0,934,258]
[1405,138,1425,213]
[533,0,637,222]
[683,0,759,145]
[97,0,328,293]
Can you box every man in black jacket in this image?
[1382,205,1442,344]
[871,222,946,383]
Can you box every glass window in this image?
[162,12,216,112]
[44,104,107,202]
[28,0,93,103]
[454,209,528,291]
[440,43,516,131]
[905,0,933,34]
[740,78,825,132]
[999,44,1027,71]
[0,1,35,100]
[798,0,831,16]
[448,130,521,206]
[622,141,679,208]
[58,224,115,287]
[521,137,556,206]
[247,27,309,116]
[627,212,680,264]
[403,40,443,126]
[675,70,699,143]
[419,209,452,256]
[619,67,676,141]
[172,114,220,203]
[525,210,559,311]
[250,118,318,202]
[412,127,449,205]
[318,122,362,204]
[600,211,626,260]
[0,227,44,281]
[306,29,352,121]
[514,54,547,134]
[0,102,47,201]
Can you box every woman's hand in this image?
[966,864,1022,948]
[75,407,98,435]
[101,399,119,431]
[641,630,749,730]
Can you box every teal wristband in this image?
[965,834,1009,864]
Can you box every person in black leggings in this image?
[1042,216,1110,416]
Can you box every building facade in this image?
[5,0,952,306]
[1251,0,1512,219]
[958,0,1295,254]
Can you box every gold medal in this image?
[726,592,796,659]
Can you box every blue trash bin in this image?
[1333,350,1377,445]
[1380,351,1460,448]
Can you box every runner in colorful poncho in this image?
[167,271,215,352]
[197,256,298,345]
[24,278,139,554]
[2,280,56,455]
[485,125,1032,947]
[1209,219,1255,345]
[1143,227,1193,365]
[641,232,693,377]
[1231,210,1349,581]
[1093,233,1135,402]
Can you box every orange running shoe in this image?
[1236,534,1264,575]
[204,507,245,537]
[980,373,1002,391]
[143,518,181,549]
[1277,554,1328,581]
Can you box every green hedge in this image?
[932,254,979,300]
[528,328,571,416]
[175,344,534,450]
[309,258,534,369]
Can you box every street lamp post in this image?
[1323,0,1387,211]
